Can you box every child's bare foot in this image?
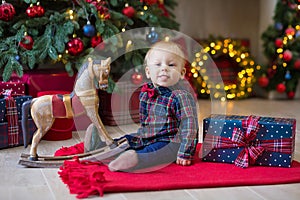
[176,158,191,166]
[108,150,138,171]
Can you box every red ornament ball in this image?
[276,83,286,93]
[0,2,16,21]
[19,35,34,50]
[275,38,283,48]
[26,6,35,17]
[67,38,84,56]
[26,5,45,18]
[258,76,269,88]
[294,59,300,70]
[283,50,293,62]
[122,6,135,18]
[131,71,143,85]
[91,35,103,48]
[285,27,295,36]
[287,91,295,99]
[36,5,45,17]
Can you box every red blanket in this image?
[58,143,300,198]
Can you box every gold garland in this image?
[189,38,260,100]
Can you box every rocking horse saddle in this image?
[52,92,75,118]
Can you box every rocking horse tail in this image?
[22,99,33,148]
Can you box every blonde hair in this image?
[144,41,186,68]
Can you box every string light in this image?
[189,38,258,99]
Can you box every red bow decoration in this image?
[2,89,19,146]
[141,83,157,98]
[204,115,293,168]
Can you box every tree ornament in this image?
[283,50,293,62]
[0,1,16,21]
[35,4,45,17]
[288,2,297,9]
[285,27,295,36]
[26,4,36,18]
[66,38,84,56]
[131,71,143,85]
[158,1,169,17]
[91,34,103,48]
[26,3,45,18]
[285,71,292,80]
[83,21,96,37]
[146,28,159,44]
[258,75,269,87]
[276,83,286,93]
[287,91,295,99]
[19,35,34,50]
[295,30,300,38]
[275,22,283,30]
[122,5,135,18]
[294,59,300,70]
[275,38,283,48]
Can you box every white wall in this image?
[174,0,277,65]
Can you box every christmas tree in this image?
[259,0,300,99]
[0,0,179,81]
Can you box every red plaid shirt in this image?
[129,82,199,160]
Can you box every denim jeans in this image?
[121,134,181,172]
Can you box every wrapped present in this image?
[202,114,296,168]
[21,69,76,97]
[0,119,36,149]
[0,80,25,96]
[0,95,32,122]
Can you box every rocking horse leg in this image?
[84,106,115,147]
[29,119,54,161]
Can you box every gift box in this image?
[0,80,25,96]
[21,69,76,97]
[0,95,32,122]
[202,114,296,168]
[0,119,36,149]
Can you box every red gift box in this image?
[21,69,76,97]
[37,91,74,141]
[0,81,25,96]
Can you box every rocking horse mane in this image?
[76,57,107,80]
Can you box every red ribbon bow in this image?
[141,84,157,98]
[232,115,263,168]
[2,89,19,146]
[204,115,293,168]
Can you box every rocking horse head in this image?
[87,57,111,90]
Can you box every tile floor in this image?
[0,98,299,200]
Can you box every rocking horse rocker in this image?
[18,57,129,168]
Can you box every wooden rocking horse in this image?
[19,57,128,167]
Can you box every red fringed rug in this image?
[58,144,300,198]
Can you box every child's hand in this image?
[176,158,191,166]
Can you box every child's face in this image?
[145,49,186,87]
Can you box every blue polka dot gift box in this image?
[202,114,296,168]
[0,95,32,122]
[0,94,35,149]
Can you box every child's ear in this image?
[180,68,186,79]
[145,66,150,79]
